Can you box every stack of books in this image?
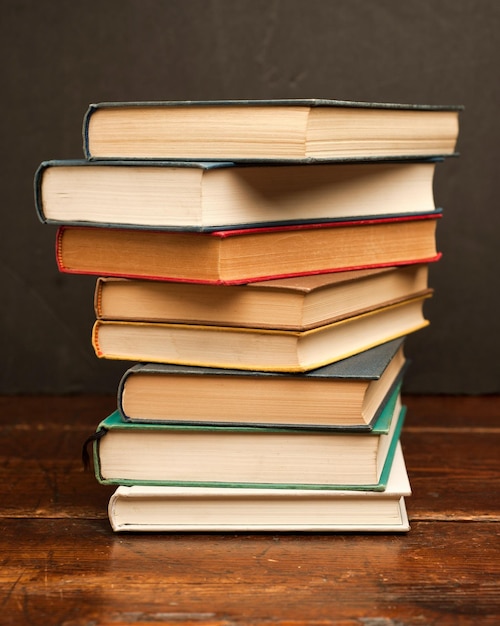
[35,98,461,532]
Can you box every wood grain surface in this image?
[1,395,499,626]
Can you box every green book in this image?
[107,442,411,533]
[91,383,405,491]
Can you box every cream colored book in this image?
[36,159,437,229]
[107,442,411,533]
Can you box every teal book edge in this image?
[91,383,405,492]
[84,98,464,111]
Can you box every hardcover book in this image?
[94,264,430,330]
[56,212,442,285]
[35,158,438,230]
[83,98,461,161]
[92,293,431,372]
[91,388,405,490]
[117,338,407,429]
[107,442,411,532]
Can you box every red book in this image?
[56,212,442,285]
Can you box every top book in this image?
[83,99,462,162]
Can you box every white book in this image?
[108,442,411,533]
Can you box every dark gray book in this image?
[34,157,440,231]
[117,338,408,431]
[83,98,462,162]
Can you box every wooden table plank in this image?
[1,395,499,625]
[402,430,500,520]
[1,395,498,521]
[404,394,500,426]
[1,519,499,626]
[0,396,115,518]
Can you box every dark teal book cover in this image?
[34,157,442,232]
[91,384,405,491]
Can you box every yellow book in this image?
[92,294,431,372]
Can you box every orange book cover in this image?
[55,212,442,285]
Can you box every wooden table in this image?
[1,394,499,625]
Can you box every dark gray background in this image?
[2,0,499,394]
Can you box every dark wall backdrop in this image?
[1,0,499,394]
